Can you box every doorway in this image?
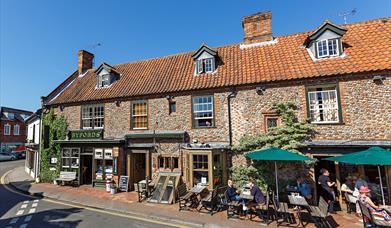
[81,155,93,185]
[133,153,146,183]
[314,155,340,209]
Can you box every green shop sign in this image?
[69,130,103,140]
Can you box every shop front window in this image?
[94,148,114,180]
[192,154,209,186]
[62,148,80,169]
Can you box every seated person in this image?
[297,176,312,200]
[247,179,265,209]
[227,180,241,201]
[341,176,355,194]
[358,186,391,221]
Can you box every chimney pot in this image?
[77,50,94,74]
[242,11,273,44]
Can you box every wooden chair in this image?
[224,189,241,219]
[308,196,331,228]
[358,201,391,228]
[177,183,193,211]
[200,187,220,215]
[271,191,292,227]
[344,192,356,213]
[250,190,272,224]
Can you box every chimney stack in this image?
[242,11,273,44]
[77,50,94,74]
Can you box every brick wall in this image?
[0,119,27,145]
[54,75,391,146]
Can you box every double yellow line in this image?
[1,169,189,228]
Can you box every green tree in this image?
[232,102,315,190]
[40,109,68,182]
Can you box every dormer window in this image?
[196,58,215,74]
[317,39,339,58]
[192,44,218,75]
[95,63,119,88]
[305,20,347,60]
[98,74,111,88]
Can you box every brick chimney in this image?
[242,11,273,44]
[77,50,94,74]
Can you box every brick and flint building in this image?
[41,11,391,202]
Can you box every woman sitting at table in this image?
[358,186,391,221]
[297,176,312,200]
[227,180,241,201]
[248,179,265,209]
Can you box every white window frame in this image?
[317,39,339,58]
[308,89,340,124]
[13,124,20,135]
[81,105,104,129]
[193,95,214,128]
[4,124,10,135]
[196,58,215,74]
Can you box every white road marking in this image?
[33,199,39,203]
[21,204,28,208]
[24,215,32,222]
[23,200,29,204]
[5,226,12,228]
[9,217,19,224]
[31,203,38,208]
[19,224,28,228]
[16,209,25,215]
[28,208,36,214]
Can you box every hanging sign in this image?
[119,176,129,192]
[69,130,103,140]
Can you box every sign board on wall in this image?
[119,176,129,192]
[69,130,103,140]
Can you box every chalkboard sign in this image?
[119,176,129,192]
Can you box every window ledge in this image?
[192,126,216,130]
[312,121,345,126]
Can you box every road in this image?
[0,160,185,228]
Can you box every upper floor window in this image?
[192,95,214,128]
[192,44,218,75]
[4,124,10,135]
[13,124,20,135]
[98,74,111,88]
[81,105,104,129]
[169,101,176,115]
[307,85,341,124]
[196,58,215,74]
[131,100,148,129]
[317,39,339,58]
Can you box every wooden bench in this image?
[55,171,77,186]
[177,183,193,211]
[358,200,391,228]
[308,196,330,228]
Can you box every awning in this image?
[14,145,27,152]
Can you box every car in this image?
[11,151,26,159]
[0,152,16,161]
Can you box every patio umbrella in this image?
[245,147,315,200]
[323,146,391,205]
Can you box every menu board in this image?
[119,176,129,192]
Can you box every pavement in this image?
[1,161,364,228]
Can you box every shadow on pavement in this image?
[0,207,83,228]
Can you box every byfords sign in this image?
[69,130,103,140]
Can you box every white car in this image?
[0,152,15,161]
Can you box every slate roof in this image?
[46,18,391,105]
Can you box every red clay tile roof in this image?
[47,18,391,105]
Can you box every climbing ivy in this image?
[232,102,315,191]
[40,108,68,182]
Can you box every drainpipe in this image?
[37,96,46,182]
[227,90,237,147]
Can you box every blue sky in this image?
[1,0,390,111]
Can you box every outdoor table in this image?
[288,195,310,227]
[138,179,153,197]
[189,186,208,209]
[240,193,254,201]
